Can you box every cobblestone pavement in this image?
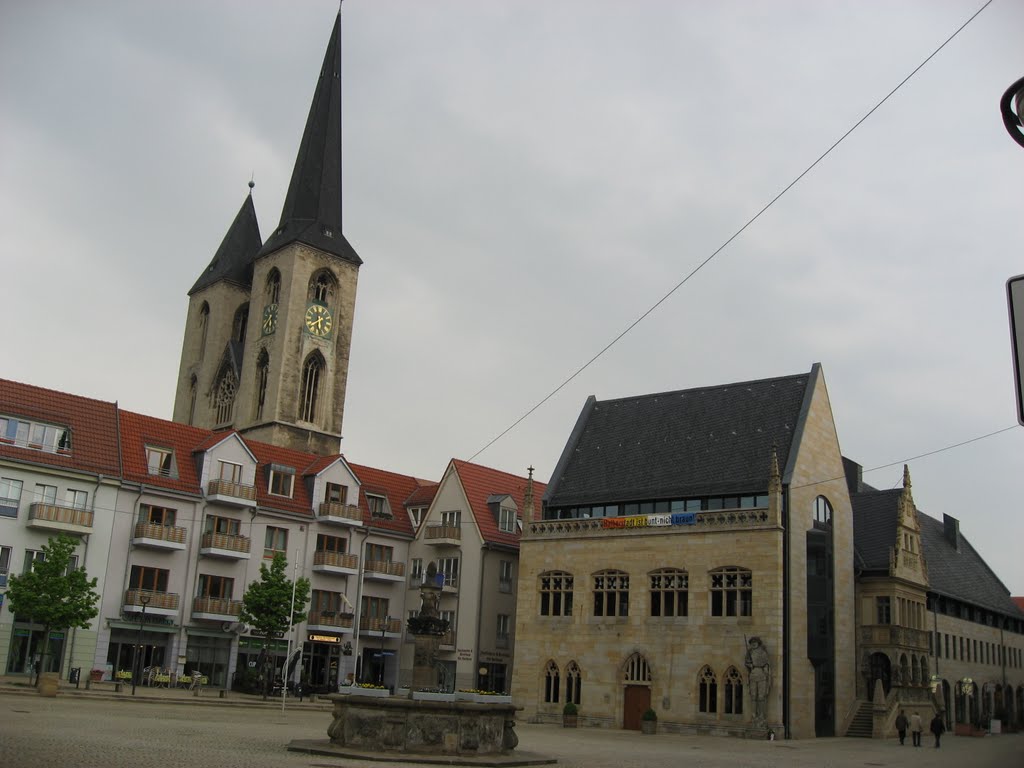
[1,692,1021,768]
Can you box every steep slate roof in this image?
[545,370,812,508]
[189,192,263,295]
[347,462,434,537]
[0,378,121,477]
[257,12,361,266]
[451,460,547,549]
[851,489,1023,618]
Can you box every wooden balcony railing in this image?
[124,589,180,611]
[308,611,354,629]
[192,596,242,616]
[425,524,461,541]
[207,478,256,501]
[364,559,405,578]
[133,521,187,545]
[317,501,362,523]
[313,551,359,570]
[363,617,401,634]
[201,531,251,554]
[28,503,93,528]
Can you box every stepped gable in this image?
[0,378,120,476]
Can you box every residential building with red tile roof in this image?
[400,459,545,694]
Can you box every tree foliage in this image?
[239,551,310,638]
[5,534,99,679]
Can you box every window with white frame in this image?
[499,560,513,593]
[440,609,455,640]
[35,484,57,505]
[145,446,176,477]
[219,461,242,484]
[496,614,510,647]
[326,482,347,505]
[439,557,459,588]
[64,489,88,510]
[0,545,10,586]
[408,506,425,528]
[268,467,294,497]
[498,506,516,533]
[0,416,71,453]
[0,478,23,517]
[410,558,423,583]
[23,549,45,573]
[367,494,390,519]
[440,510,460,528]
[264,526,288,558]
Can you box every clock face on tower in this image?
[261,304,278,335]
[304,304,333,337]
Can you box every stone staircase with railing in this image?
[845,701,873,737]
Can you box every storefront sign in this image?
[308,634,341,643]
[601,512,696,529]
[457,648,473,661]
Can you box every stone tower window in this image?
[299,353,324,423]
[266,269,281,305]
[254,351,270,421]
[544,660,560,703]
[309,270,337,306]
[698,666,718,713]
[232,303,249,344]
[188,375,198,425]
[198,303,210,359]
[213,364,237,425]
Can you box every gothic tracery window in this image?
[710,566,752,617]
[539,571,574,617]
[309,270,337,306]
[565,661,582,706]
[254,351,269,421]
[232,303,249,344]
[266,268,281,304]
[299,354,323,423]
[650,568,688,617]
[544,660,560,704]
[698,666,718,713]
[198,303,210,359]
[213,365,237,425]
[593,569,629,617]
[723,666,743,714]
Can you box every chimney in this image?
[943,514,960,551]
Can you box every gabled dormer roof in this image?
[449,459,546,549]
[189,192,262,295]
[348,462,435,537]
[545,369,814,508]
[257,13,361,266]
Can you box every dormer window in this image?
[326,482,347,505]
[1,416,72,454]
[499,506,516,533]
[367,494,390,519]
[268,465,295,498]
[145,446,176,478]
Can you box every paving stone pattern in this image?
[0,691,1021,768]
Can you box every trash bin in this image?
[69,667,81,687]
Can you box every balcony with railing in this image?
[199,530,251,560]
[123,588,180,617]
[312,550,359,577]
[315,501,363,527]
[132,521,187,551]
[206,478,257,508]
[307,611,354,633]
[859,624,930,651]
[360,616,402,638]
[424,523,461,546]
[192,596,243,621]
[27,503,93,536]
[363,559,406,583]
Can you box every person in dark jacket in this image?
[895,710,909,744]
[930,712,946,748]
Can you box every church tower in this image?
[173,12,361,455]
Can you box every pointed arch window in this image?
[254,351,270,421]
[232,303,249,344]
[544,660,560,704]
[723,667,743,714]
[299,353,324,423]
[622,653,651,684]
[266,269,281,305]
[198,303,210,359]
[565,661,582,706]
[698,666,718,713]
[188,375,198,425]
[309,271,337,306]
[212,365,237,426]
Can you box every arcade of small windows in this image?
[544,493,770,520]
[543,660,585,706]
[695,665,744,715]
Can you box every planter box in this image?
[563,715,578,728]
[412,691,455,702]
[345,687,390,698]
[641,720,657,734]
[476,695,512,704]
[455,691,477,702]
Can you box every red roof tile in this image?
[347,462,437,537]
[0,378,121,477]
[450,459,546,549]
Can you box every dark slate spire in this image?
[258,12,362,265]
[189,190,263,295]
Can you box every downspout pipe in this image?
[782,484,790,739]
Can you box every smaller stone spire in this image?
[768,446,781,495]
[524,465,535,525]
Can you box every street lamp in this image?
[378,615,391,686]
[131,592,151,696]
[1000,75,1024,149]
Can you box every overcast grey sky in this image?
[2,1,1022,593]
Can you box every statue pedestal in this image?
[412,634,441,691]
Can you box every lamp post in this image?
[131,592,151,696]
[378,615,391,686]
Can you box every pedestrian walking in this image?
[910,711,923,746]
[895,710,908,745]
[930,712,945,748]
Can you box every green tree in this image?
[239,551,310,698]
[5,534,99,685]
